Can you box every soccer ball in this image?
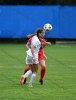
[43,23,52,31]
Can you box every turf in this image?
[0,44,76,100]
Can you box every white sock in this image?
[29,73,36,86]
[23,70,32,79]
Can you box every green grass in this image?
[0,44,76,100]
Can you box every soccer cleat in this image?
[20,77,24,86]
[24,79,27,84]
[39,80,44,85]
[28,84,33,87]
[28,82,33,87]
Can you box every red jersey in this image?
[28,37,32,43]
[38,39,46,61]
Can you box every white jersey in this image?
[26,35,41,57]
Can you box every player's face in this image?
[40,31,45,38]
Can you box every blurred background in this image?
[0,0,76,44]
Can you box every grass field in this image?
[0,44,76,100]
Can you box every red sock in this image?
[24,66,30,74]
[40,67,46,80]
[24,66,30,80]
[24,69,27,74]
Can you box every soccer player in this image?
[23,33,51,85]
[20,28,45,87]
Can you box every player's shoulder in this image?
[41,38,46,43]
[32,35,38,40]
[28,37,32,43]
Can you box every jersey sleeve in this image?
[28,38,32,43]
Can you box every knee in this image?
[33,73,36,77]
[41,64,46,68]
[41,66,46,70]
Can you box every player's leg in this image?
[23,64,30,84]
[39,60,46,85]
[29,64,38,87]
[24,64,30,74]
[20,55,32,86]
[20,70,32,86]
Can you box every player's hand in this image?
[46,42,51,45]
[32,57,36,63]
[44,55,47,60]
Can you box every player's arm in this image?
[31,45,36,63]
[26,41,31,50]
[46,42,51,45]
[31,45,35,57]
[43,49,47,59]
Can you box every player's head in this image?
[36,28,45,38]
